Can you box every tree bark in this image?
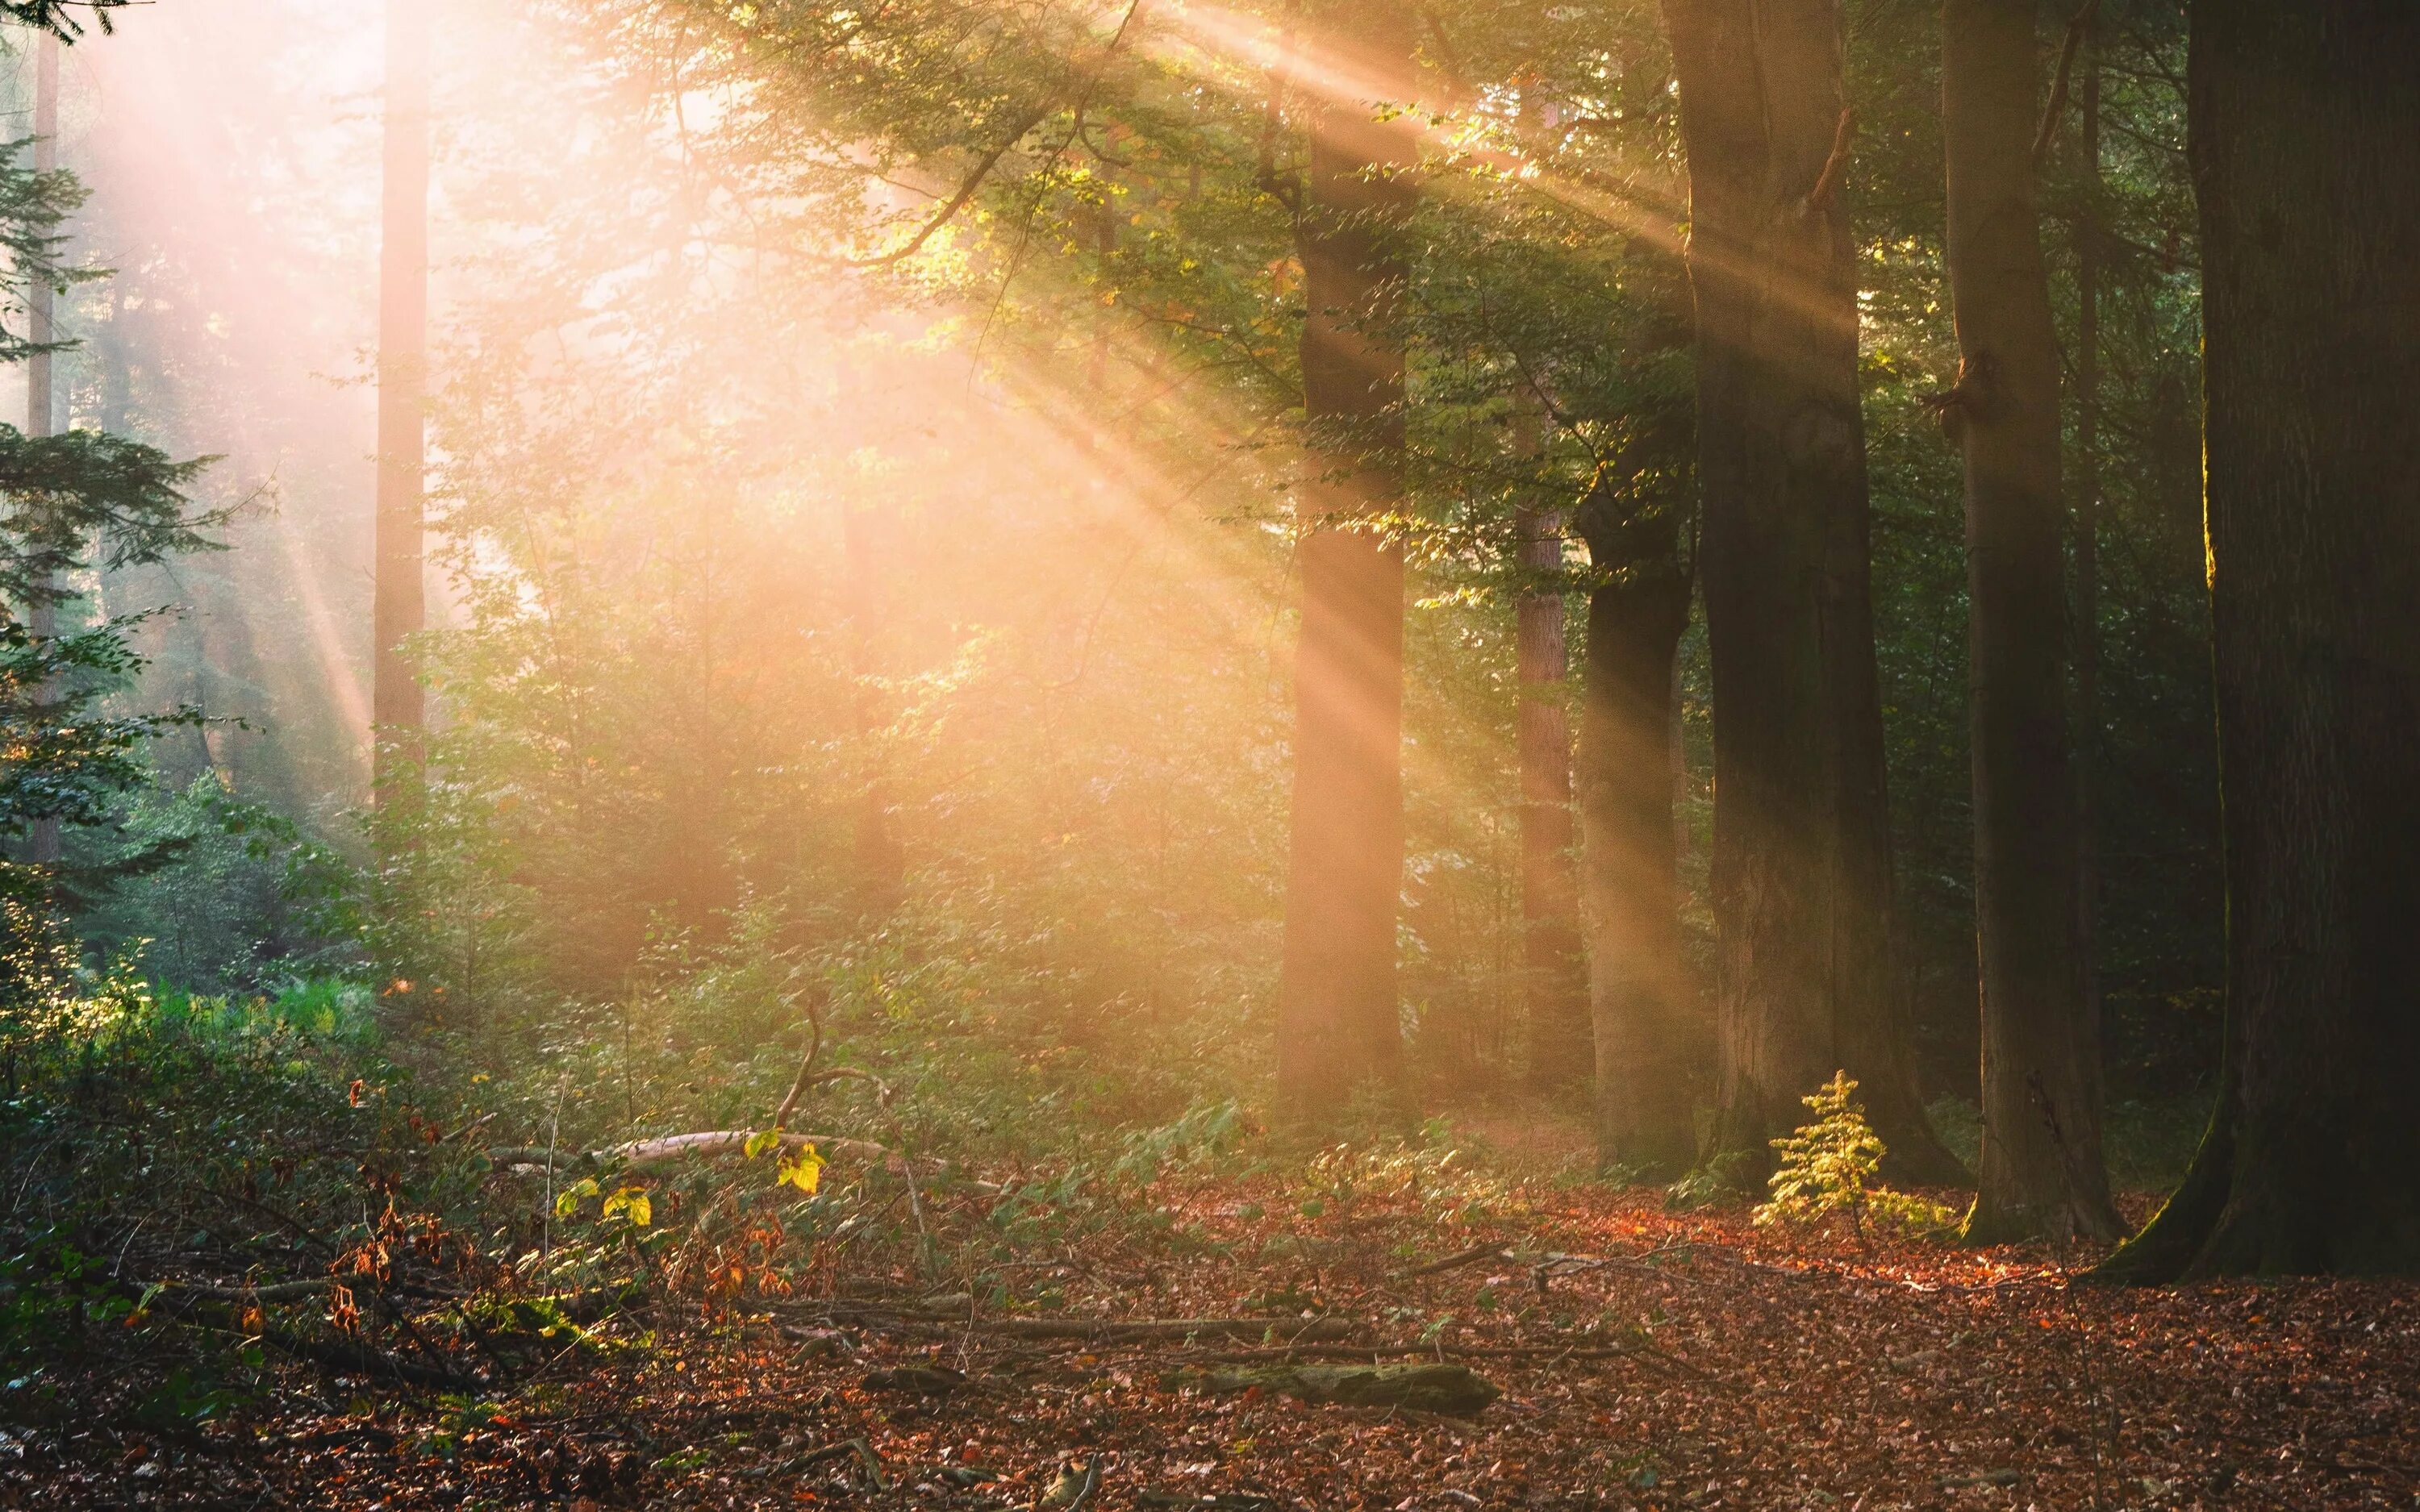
[1516,475,1590,1097]
[1274,0,1418,1123]
[2069,24,2105,1175]
[1942,0,2121,1243]
[1576,539,1696,1175]
[1663,0,1960,1184]
[373,0,430,797]
[2097,0,2420,1280]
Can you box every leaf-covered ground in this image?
[8,1174,2414,1511]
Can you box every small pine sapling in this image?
[1754,1073,1955,1242]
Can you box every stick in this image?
[1397,1243,1506,1279]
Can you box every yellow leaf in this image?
[778,1144,825,1194]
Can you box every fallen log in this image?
[1191,1363,1500,1416]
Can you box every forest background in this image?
[25,0,2217,1168]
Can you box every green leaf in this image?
[744,1130,781,1160]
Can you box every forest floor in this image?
[9,1173,2415,1512]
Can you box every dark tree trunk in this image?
[1941,0,2121,1243]
[2097,0,2420,1280]
[1517,495,1590,1095]
[1274,0,1417,1123]
[1576,536,1696,1176]
[1663,0,1960,1183]
[2069,25,2106,1177]
[373,0,430,797]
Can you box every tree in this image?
[373,0,430,794]
[1513,417,1589,1095]
[0,134,212,881]
[2098,0,2420,1279]
[24,25,57,867]
[1578,500,1697,1175]
[1272,0,1421,1123]
[1662,0,1958,1181]
[1939,0,2120,1242]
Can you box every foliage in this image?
[1754,1073,1956,1240]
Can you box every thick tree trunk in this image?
[1274,0,1417,1123]
[2098,0,2420,1280]
[1941,0,2121,1243]
[1663,0,1959,1184]
[373,0,430,796]
[2069,31,2105,1172]
[1517,496,1589,1094]
[1577,548,1696,1175]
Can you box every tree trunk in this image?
[373,0,430,796]
[1273,0,1417,1123]
[1577,542,1696,1175]
[25,28,58,867]
[2069,26,2105,1176]
[1516,478,1589,1097]
[2097,0,2420,1280]
[1942,0,2121,1243]
[1663,0,1960,1184]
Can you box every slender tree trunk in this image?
[1515,452,1589,1096]
[1274,0,1417,1123]
[1578,539,1696,1175]
[2097,0,2420,1280]
[1663,0,1960,1183]
[843,499,904,914]
[1942,0,2120,1243]
[25,28,58,867]
[373,0,430,796]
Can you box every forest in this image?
[0,0,2412,1505]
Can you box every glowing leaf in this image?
[778,1143,825,1194]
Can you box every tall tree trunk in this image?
[1663,0,1960,1183]
[25,27,58,867]
[1942,0,2121,1243]
[1577,524,1696,1175]
[2097,0,2420,1280]
[1274,0,1417,1123]
[1516,456,1589,1096]
[2069,23,2105,1177]
[843,498,904,915]
[373,0,430,797]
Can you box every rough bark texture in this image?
[1273,0,1417,1123]
[1576,542,1696,1176]
[2097,0,2420,1280]
[1517,498,1590,1094]
[1663,0,1959,1184]
[373,0,430,793]
[1942,0,2121,1243]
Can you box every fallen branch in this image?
[169,1277,339,1302]
[1396,1243,1508,1279]
[488,1131,900,1175]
